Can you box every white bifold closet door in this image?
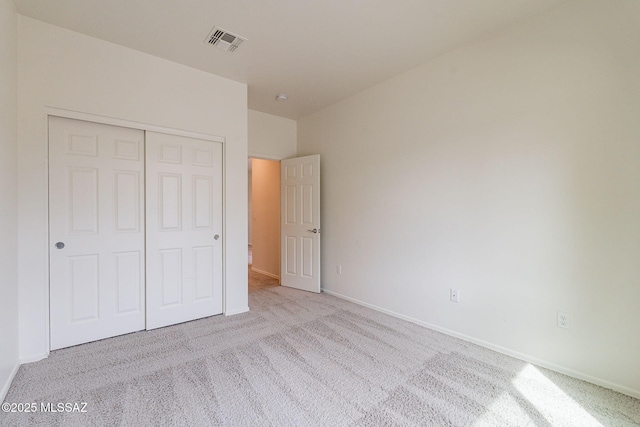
[145,132,223,330]
[49,117,146,350]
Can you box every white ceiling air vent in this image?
[204,26,246,52]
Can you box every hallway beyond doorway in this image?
[248,246,279,292]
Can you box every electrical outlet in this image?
[557,312,570,329]
[336,265,342,275]
[450,289,459,303]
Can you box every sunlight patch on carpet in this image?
[511,364,602,426]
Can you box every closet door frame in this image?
[45,108,227,351]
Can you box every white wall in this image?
[0,0,19,401]
[248,109,296,160]
[298,0,640,398]
[246,109,295,268]
[17,16,248,360]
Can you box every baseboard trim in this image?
[20,352,48,364]
[251,267,280,280]
[225,307,250,316]
[321,288,640,399]
[1,361,21,403]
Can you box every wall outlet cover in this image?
[557,311,570,329]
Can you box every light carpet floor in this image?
[2,287,639,426]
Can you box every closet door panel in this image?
[146,132,223,329]
[49,117,145,350]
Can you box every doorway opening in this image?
[248,157,280,292]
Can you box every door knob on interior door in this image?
[55,242,65,249]
[307,228,319,234]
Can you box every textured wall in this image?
[0,0,18,401]
[298,0,640,397]
[249,110,297,160]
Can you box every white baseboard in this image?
[251,267,280,280]
[225,306,250,316]
[321,288,640,400]
[20,352,48,364]
[1,361,20,403]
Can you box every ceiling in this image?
[12,0,566,120]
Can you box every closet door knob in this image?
[55,242,65,249]
[214,235,220,240]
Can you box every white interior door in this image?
[145,132,223,329]
[280,154,321,293]
[49,117,146,350]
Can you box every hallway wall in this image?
[251,159,280,279]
